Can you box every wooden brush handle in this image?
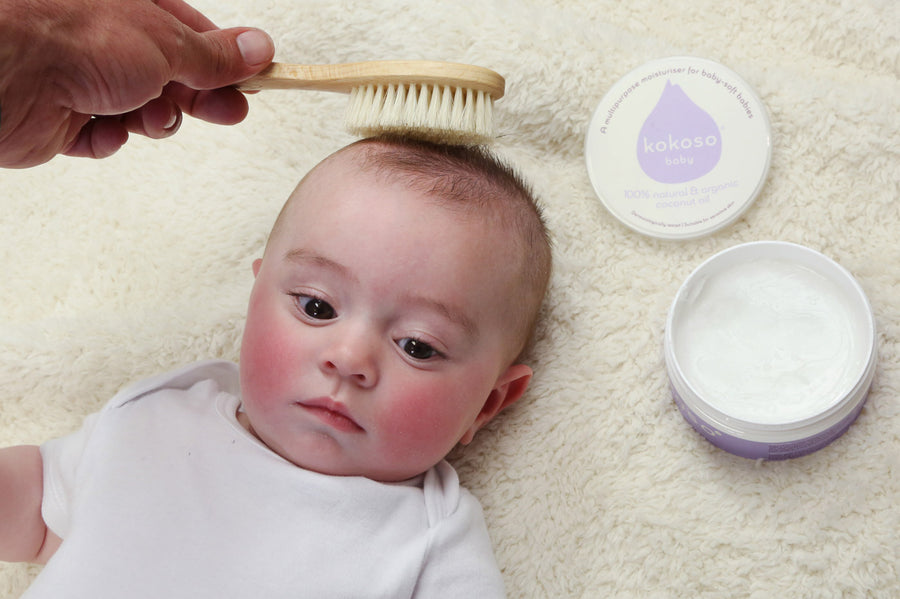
[237,60,505,98]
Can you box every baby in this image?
[0,135,552,597]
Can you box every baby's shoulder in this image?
[104,360,240,411]
[421,461,484,527]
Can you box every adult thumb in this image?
[173,27,274,90]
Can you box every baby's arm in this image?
[0,445,60,563]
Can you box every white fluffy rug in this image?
[2,0,898,596]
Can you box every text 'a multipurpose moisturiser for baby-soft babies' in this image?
[585,57,772,240]
[664,242,877,459]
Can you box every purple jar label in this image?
[637,81,722,183]
[671,386,869,460]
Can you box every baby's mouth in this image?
[296,399,364,433]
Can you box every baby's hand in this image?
[0,445,54,563]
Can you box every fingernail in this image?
[236,30,274,67]
[164,110,182,133]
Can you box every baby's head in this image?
[238,136,551,482]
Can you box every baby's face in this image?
[238,152,531,482]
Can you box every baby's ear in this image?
[252,258,263,277]
[459,364,532,445]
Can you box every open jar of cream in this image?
[665,241,877,459]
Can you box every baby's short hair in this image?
[350,135,552,361]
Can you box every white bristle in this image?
[345,83,494,145]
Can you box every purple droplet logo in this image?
[637,81,722,184]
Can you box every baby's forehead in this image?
[289,141,534,252]
[296,147,477,213]
[297,145,404,195]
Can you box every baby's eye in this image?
[398,338,441,360]
[296,295,336,320]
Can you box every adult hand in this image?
[0,0,275,168]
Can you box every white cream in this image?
[672,257,869,425]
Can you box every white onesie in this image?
[28,361,505,598]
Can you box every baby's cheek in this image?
[240,303,295,403]
[379,385,469,459]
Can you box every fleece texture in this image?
[1,0,897,597]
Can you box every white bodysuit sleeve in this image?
[39,410,102,540]
[413,462,506,598]
[38,360,240,541]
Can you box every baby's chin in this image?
[235,409,432,483]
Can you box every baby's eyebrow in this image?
[283,248,356,282]
[403,294,477,338]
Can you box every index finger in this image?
[154,0,219,33]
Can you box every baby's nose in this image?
[319,332,379,388]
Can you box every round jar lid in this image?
[585,56,772,240]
